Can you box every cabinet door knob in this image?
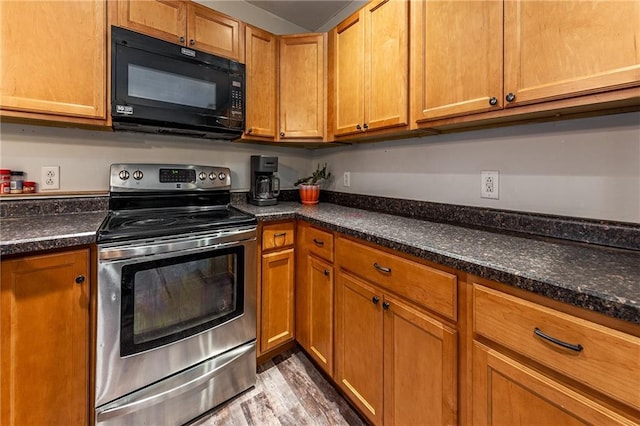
[323,269,330,276]
[372,296,380,305]
[382,301,390,310]
[489,97,498,106]
[356,124,362,130]
[280,132,285,137]
[75,275,85,284]
[189,39,195,46]
[363,123,369,130]
[179,36,185,43]
[506,93,516,102]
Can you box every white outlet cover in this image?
[41,166,60,190]
[480,170,499,199]
[343,172,350,187]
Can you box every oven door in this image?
[96,226,256,408]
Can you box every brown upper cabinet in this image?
[503,1,640,106]
[411,0,640,126]
[0,0,107,125]
[330,0,409,139]
[114,0,245,62]
[410,0,503,122]
[243,25,278,141]
[278,34,327,141]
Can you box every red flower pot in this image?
[298,184,320,205]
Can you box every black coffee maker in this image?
[250,155,280,206]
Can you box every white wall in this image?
[2,113,638,223]
[0,123,311,192]
[314,112,640,223]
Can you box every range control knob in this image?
[132,170,143,180]
[209,172,216,180]
[199,172,207,180]
[118,170,130,180]
[218,172,227,180]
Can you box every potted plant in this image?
[294,163,332,205]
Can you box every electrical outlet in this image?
[41,166,60,190]
[480,170,499,199]
[343,171,350,187]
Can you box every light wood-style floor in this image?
[191,347,367,425]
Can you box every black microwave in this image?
[111,26,244,140]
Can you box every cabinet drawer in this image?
[473,284,640,409]
[305,226,334,262]
[336,237,457,320]
[262,222,295,250]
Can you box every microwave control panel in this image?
[230,79,244,121]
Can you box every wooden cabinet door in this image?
[308,256,334,376]
[187,2,244,61]
[0,1,106,121]
[335,272,383,425]
[410,0,503,122]
[383,295,457,426]
[116,0,186,45]
[1,249,90,426]
[278,34,326,140]
[260,248,295,352]
[472,342,636,425]
[364,0,408,131]
[244,26,277,140]
[332,11,365,137]
[504,0,640,106]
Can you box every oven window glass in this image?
[120,246,244,356]
[128,64,217,110]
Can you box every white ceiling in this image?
[245,0,365,32]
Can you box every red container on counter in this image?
[23,181,36,193]
[0,169,10,194]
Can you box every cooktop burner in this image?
[98,206,256,243]
[97,163,257,244]
[98,207,256,242]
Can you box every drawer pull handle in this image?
[313,238,324,246]
[534,328,583,352]
[373,262,391,274]
[274,232,287,237]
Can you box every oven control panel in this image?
[110,163,231,191]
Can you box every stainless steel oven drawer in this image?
[95,340,256,426]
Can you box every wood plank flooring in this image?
[191,347,367,426]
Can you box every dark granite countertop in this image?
[1,199,638,324]
[0,211,107,256]
[235,201,640,325]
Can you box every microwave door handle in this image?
[95,341,254,422]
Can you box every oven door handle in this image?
[99,227,256,261]
[95,340,255,422]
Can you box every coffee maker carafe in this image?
[250,155,280,206]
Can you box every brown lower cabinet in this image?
[1,248,90,426]
[335,253,458,425]
[258,221,296,356]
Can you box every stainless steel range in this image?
[95,163,257,425]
